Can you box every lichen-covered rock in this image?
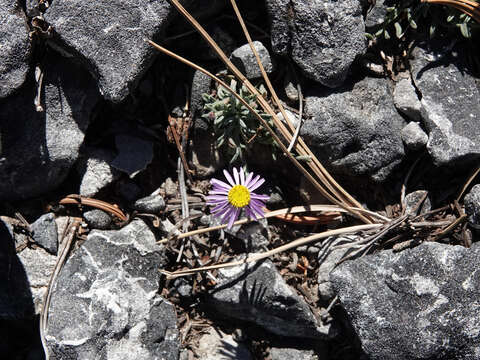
[331,242,480,360]
[0,2,31,98]
[0,51,99,201]
[302,77,406,181]
[266,0,366,88]
[394,78,422,121]
[45,220,179,360]
[208,259,336,339]
[44,0,182,102]
[230,41,274,79]
[464,184,480,229]
[401,122,428,152]
[411,42,480,166]
[77,147,120,197]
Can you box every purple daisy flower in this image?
[206,167,270,229]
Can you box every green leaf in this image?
[365,32,375,40]
[446,14,455,23]
[459,23,471,38]
[429,24,436,38]
[394,22,402,38]
[409,19,417,29]
[375,28,384,37]
[384,29,390,39]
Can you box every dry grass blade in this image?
[157,204,390,243]
[154,0,373,223]
[160,223,383,278]
[147,39,371,224]
[227,0,368,220]
[456,165,480,201]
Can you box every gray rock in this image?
[394,78,422,121]
[0,218,35,320]
[302,77,406,181]
[44,0,177,102]
[331,242,480,360]
[270,347,318,360]
[464,184,480,229]
[266,0,366,87]
[401,122,428,152]
[0,2,31,98]
[317,235,358,302]
[133,194,166,213]
[31,213,58,255]
[17,246,56,314]
[404,190,431,217]
[195,327,253,360]
[230,41,274,79]
[364,0,389,28]
[0,51,99,201]
[111,134,154,178]
[411,42,480,166]
[208,259,336,339]
[83,209,112,230]
[45,220,178,359]
[77,147,120,197]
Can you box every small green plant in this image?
[366,0,479,40]
[202,78,277,163]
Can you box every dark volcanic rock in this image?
[0,2,31,98]
[0,52,99,201]
[31,213,58,255]
[44,0,179,102]
[411,42,480,166]
[208,259,336,339]
[331,242,480,360]
[45,220,179,360]
[266,0,366,87]
[302,77,406,181]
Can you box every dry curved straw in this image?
[422,0,480,22]
[150,0,373,224]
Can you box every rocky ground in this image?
[1,0,480,359]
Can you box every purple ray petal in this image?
[248,177,265,191]
[208,190,229,195]
[240,167,245,185]
[251,193,270,200]
[245,174,259,188]
[211,178,231,190]
[233,167,240,185]
[211,200,229,213]
[213,203,232,216]
[223,169,235,187]
[244,172,253,187]
[206,194,228,201]
[227,208,241,229]
[245,206,257,220]
[221,207,235,223]
[249,199,265,218]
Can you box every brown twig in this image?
[59,195,127,222]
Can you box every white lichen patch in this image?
[410,274,440,296]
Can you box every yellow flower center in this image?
[228,185,251,208]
